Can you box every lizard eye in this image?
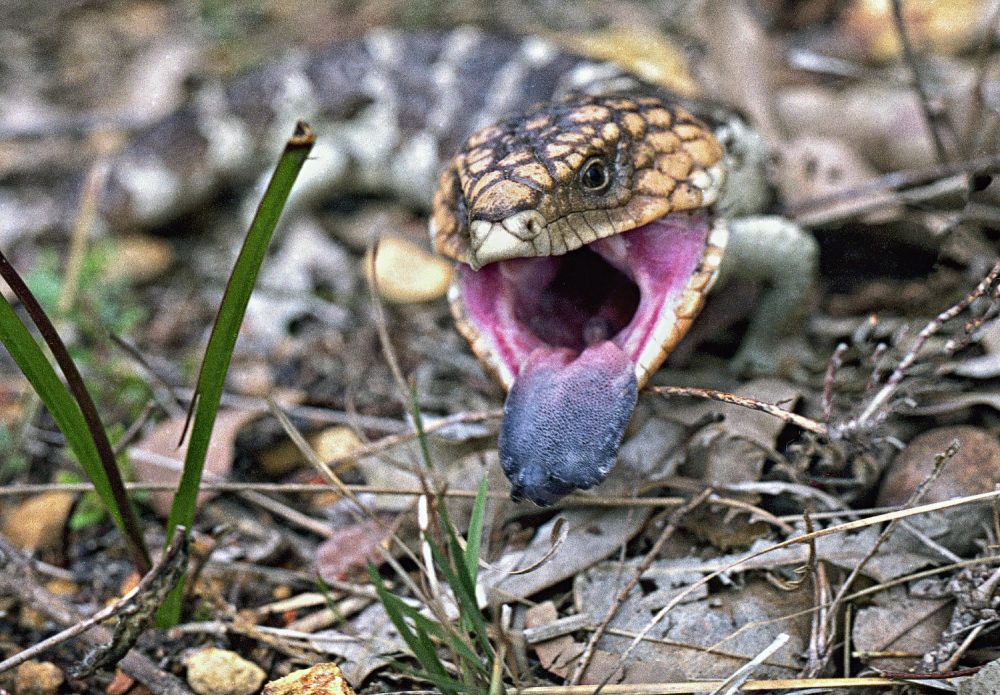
[579,158,610,192]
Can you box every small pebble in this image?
[14,660,63,695]
[841,0,988,60]
[185,648,266,695]
[365,236,453,304]
[877,426,1000,506]
[106,234,175,284]
[2,492,75,552]
[260,426,363,477]
[263,663,356,695]
[877,426,1000,554]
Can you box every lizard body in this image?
[97,27,817,504]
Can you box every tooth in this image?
[701,247,724,273]
[676,288,704,318]
[687,270,713,292]
[707,217,729,249]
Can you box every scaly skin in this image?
[430,92,741,504]
[432,94,724,269]
[431,93,729,392]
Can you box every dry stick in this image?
[0,527,187,674]
[784,152,1000,219]
[365,241,412,413]
[646,385,828,436]
[864,342,889,396]
[0,533,191,694]
[363,241,472,655]
[514,677,894,694]
[968,2,1000,157]
[817,441,957,674]
[708,633,790,695]
[571,490,712,686]
[801,511,827,676]
[109,334,187,419]
[267,399,461,660]
[59,161,108,316]
[0,480,686,509]
[111,400,158,457]
[890,0,953,163]
[944,624,987,673]
[593,488,1000,691]
[822,343,847,422]
[699,554,1000,672]
[942,566,1000,672]
[842,258,1000,435]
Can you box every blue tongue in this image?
[498,340,638,505]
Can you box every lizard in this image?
[96,27,818,505]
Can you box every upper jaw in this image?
[468,210,548,270]
[463,160,727,272]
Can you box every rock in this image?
[878,426,1000,553]
[106,234,174,284]
[878,426,1000,506]
[260,426,363,477]
[263,663,356,695]
[365,236,452,304]
[840,0,990,61]
[959,658,1000,695]
[185,648,266,695]
[2,492,75,552]
[313,427,364,464]
[14,660,64,695]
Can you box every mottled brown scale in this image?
[430,93,723,265]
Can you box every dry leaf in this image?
[853,585,952,672]
[129,409,259,517]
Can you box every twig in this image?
[572,490,712,686]
[839,258,1000,437]
[511,676,894,693]
[646,385,828,436]
[58,161,108,317]
[0,527,187,674]
[172,386,420,434]
[593,487,1000,690]
[878,665,982,680]
[802,511,830,677]
[784,152,1000,219]
[109,333,187,419]
[890,0,953,163]
[708,633,790,695]
[0,533,192,694]
[815,440,958,674]
[943,623,986,673]
[822,343,847,422]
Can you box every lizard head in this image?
[430,93,728,505]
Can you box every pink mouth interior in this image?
[458,208,712,381]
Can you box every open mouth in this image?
[450,208,727,504]
[453,208,725,389]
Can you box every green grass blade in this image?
[158,122,315,626]
[369,564,459,695]
[429,536,494,661]
[407,385,436,471]
[0,282,149,571]
[463,477,489,583]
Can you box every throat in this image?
[510,247,640,353]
